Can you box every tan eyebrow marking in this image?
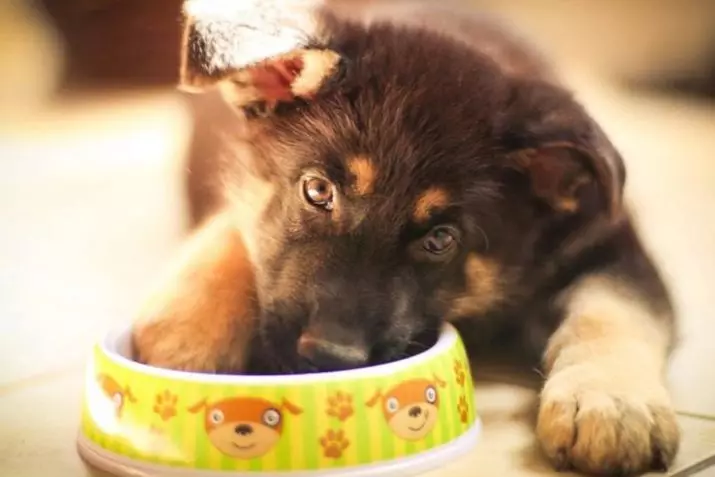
[446,254,505,319]
[347,156,376,196]
[413,187,450,221]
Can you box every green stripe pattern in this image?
[80,334,478,472]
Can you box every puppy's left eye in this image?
[302,177,335,211]
[423,226,458,255]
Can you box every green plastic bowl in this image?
[76,323,480,476]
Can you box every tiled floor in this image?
[1,2,714,476]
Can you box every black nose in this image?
[408,406,422,418]
[297,334,369,371]
[235,424,253,436]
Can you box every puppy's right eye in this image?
[302,177,335,211]
[422,226,459,256]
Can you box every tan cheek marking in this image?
[446,254,504,320]
[413,188,450,221]
[347,156,377,196]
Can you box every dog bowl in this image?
[76,324,480,476]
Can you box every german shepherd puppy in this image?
[132,1,680,474]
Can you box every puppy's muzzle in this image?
[297,333,369,371]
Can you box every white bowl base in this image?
[77,419,481,477]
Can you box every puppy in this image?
[132,0,680,474]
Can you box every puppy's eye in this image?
[302,177,335,211]
[423,226,458,255]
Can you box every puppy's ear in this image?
[503,80,626,218]
[179,0,344,113]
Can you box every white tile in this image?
[0,95,192,385]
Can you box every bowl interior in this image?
[103,323,461,383]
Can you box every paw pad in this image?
[320,429,350,459]
[153,390,178,422]
[457,394,469,423]
[326,391,354,422]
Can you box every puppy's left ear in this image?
[503,80,626,219]
[179,0,344,113]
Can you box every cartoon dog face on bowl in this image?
[367,376,446,441]
[96,373,137,419]
[189,397,302,459]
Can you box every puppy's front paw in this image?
[537,366,680,476]
[131,320,221,373]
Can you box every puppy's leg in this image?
[537,267,680,475]
[132,209,256,373]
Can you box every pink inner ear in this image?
[248,57,306,106]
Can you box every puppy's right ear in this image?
[179,0,344,114]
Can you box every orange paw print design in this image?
[453,359,466,387]
[320,429,350,459]
[457,394,469,423]
[326,391,353,422]
[153,390,178,422]
[366,375,446,441]
[96,373,137,418]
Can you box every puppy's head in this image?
[180,0,625,373]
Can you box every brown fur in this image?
[129,1,680,475]
[446,254,505,320]
[347,155,376,196]
[132,210,256,372]
[537,275,678,474]
[413,188,450,222]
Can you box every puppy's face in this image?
[247,105,495,372]
[180,1,625,373]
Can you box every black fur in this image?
[183,8,673,375]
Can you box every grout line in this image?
[671,454,715,477]
[676,411,715,423]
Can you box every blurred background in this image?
[1,0,714,474]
